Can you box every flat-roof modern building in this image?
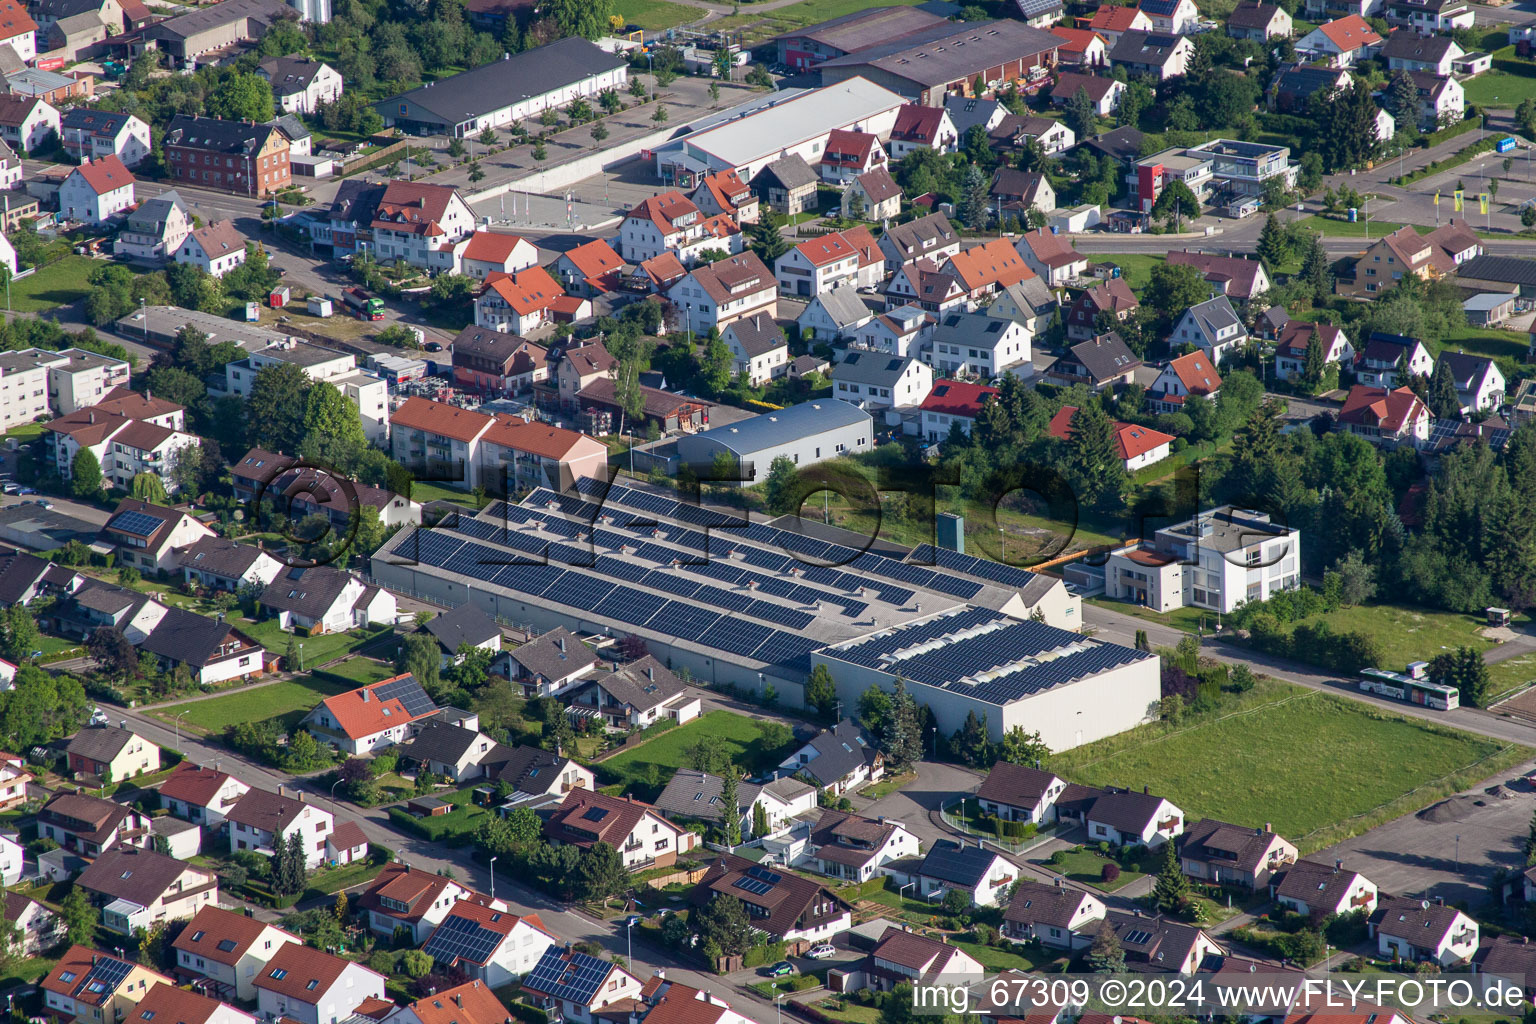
[816,21,1061,105]
[675,399,872,484]
[377,37,627,138]
[653,77,906,181]
[1103,506,1302,614]
[772,5,949,70]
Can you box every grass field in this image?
[598,710,798,791]
[1045,847,1146,891]
[321,657,397,684]
[1293,215,1426,238]
[709,0,925,41]
[11,256,96,312]
[1425,324,1530,363]
[1490,652,1536,703]
[152,677,350,735]
[1283,602,1500,671]
[1049,681,1531,850]
[238,619,383,667]
[1082,253,1166,289]
[1464,71,1536,109]
[616,0,697,29]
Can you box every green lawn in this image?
[1082,254,1166,290]
[709,0,926,40]
[1043,847,1146,891]
[1087,597,1211,634]
[616,0,697,29]
[1463,71,1536,109]
[1049,681,1531,850]
[1489,652,1536,703]
[949,938,1041,972]
[597,710,798,793]
[151,677,351,735]
[10,256,96,312]
[812,1001,880,1024]
[321,657,397,684]
[237,619,382,668]
[1425,325,1530,363]
[1277,601,1500,672]
[1293,215,1424,238]
[1,421,45,443]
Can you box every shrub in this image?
[1101,862,1121,883]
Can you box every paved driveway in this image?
[852,760,982,847]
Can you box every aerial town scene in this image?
[1,0,1536,1019]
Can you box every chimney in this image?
[1335,858,1343,871]
[1143,785,1149,794]
[1265,822,1272,833]
[558,637,566,652]
[646,667,654,680]
[453,996,462,1009]
[1053,877,1063,887]
[361,688,370,702]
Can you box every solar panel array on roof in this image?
[524,948,611,1006]
[79,956,132,999]
[908,543,1053,591]
[108,510,167,536]
[422,912,503,967]
[373,675,437,717]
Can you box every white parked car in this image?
[806,944,836,960]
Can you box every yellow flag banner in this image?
[1433,191,1440,206]
[1480,193,1490,215]
[1454,190,1465,211]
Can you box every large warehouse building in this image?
[370,479,1154,747]
[376,37,628,137]
[675,400,873,486]
[771,5,951,70]
[816,20,1062,105]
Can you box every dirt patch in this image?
[1482,626,1521,642]
[1497,684,1536,722]
[1417,794,1489,823]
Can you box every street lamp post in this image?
[174,709,190,748]
[299,642,304,672]
[930,726,936,760]
[489,855,498,901]
[626,914,636,966]
[330,777,343,803]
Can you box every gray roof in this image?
[1186,295,1242,338]
[819,20,1060,89]
[1066,332,1140,381]
[125,190,188,233]
[1380,30,1457,61]
[397,719,509,768]
[1464,291,1514,311]
[268,113,310,143]
[932,310,1016,346]
[1437,350,1498,389]
[724,314,786,358]
[919,838,1003,888]
[807,285,873,329]
[881,212,957,260]
[65,725,138,762]
[759,153,819,191]
[378,37,627,127]
[991,276,1055,317]
[1370,894,1467,944]
[257,56,329,95]
[834,352,921,387]
[794,719,879,786]
[1110,30,1187,66]
[259,565,356,620]
[944,95,1004,137]
[144,0,293,42]
[653,768,739,823]
[176,537,266,580]
[0,550,52,605]
[507,626,598,681]
[488,743,581,792]
[78,846,206,905]
[687,400,871,457]
[138,608,245,668]
[1458,254,1536,287]
[1088,788,1173,833]
[1273,64,1346,100]
[423,603,501,653]
[165,115,286,156]
[1228,0,1284,26]
[589,656,688,713]
[60,108,138,140]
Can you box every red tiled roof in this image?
[158,762,237,808]
[408,982,512,1024]
[1339,384,1425,432]
[919,378,998,418]
[642,252,687,289]
[1049,406,1174,460]
[946,239,1035,292]
[484,266,565,316]
[0,0,35,42]
[390,397,494,444]
[842,224,881,269]
[73,155,134,195]
[1162,351,1221,396]
[254,945,372,1003]
[358,862,464,923]
[891,103,947,143]
[627,191,700,236]
[1276,321,1345,358]
[563,239,624,286]
[1090,5,1146,30]
[462,231,533,265]
[794,231,860,269]
[327,819,368,852]
[371,181,464,238]
[129,984,232,1024]
[1050,26,1105,53]
[1317,14,1381,50]
[480,414,596,460]
[315,674,439,740]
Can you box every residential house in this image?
[0,0,35,61]
[753,154,819,216]
[520,945,641,1024]
[58,154,134,224]
[887,104,958,158]
[567,657,701,731]
[1166,251,1272,302]
[1066,278,1138,341]
[48,406,201,498]
[1050,26,1111,65]
[421,912,555,990]
[226,786,335,869]
[1084,786,1184,846]
[59,108,150,168]
[778,231,867,298]
[779,719,883,795]
[975,763,1067,823]
[421,603,501,666]
[669,251,776,332]
[325,821,369,867]
[1018,228,1088,286]
[0,94,56,152]
[356,862,475,943]
[370,180,475,270]
[1275,322,1355,381]
[302,675,439,754]
[114,190,192,260]
[484,744,594,803]
[1296,15,1383,64]
[691,852,852,946]
[258,564,395,635]
[128,983,257,1024]
[395,721,512,783]
[691,168,759,225]
[158,762,250,828]
[1271,64,1351,111]
[1339,384,1432,444]
[457,232,539,281]
[42,947,170,1024]
[1472,935,1536,1006]
[653,768,754,833]
[989,167,1055,217]
[1370,895,1479,966]
[1382,30,1463,73]
[1403,70,1464,128]
[65,724,158,781]
[553,344,615,411]
[0,761,26,814]
[1340,220,1480,296]
[1002,879,1106,947]
[927,310,1032,377]
[799,286,876,342]
[256,56,343,115]
[833,352,933,410]
[942,237,1036,303]
[503,627,600,696]
[1437,350,1505,413]
[543,788,695,870]
[2,892,62,955]
[843,166,901,221]
[175,219,246,277]
[1169,295,1247,363]
[1049,406,1175,471]
[1109,30,1194,79]
[634,252,687,294]
[38,790,150,854]
[163,115,290,197]
[77,845,218,934]
[551,239,624,297]
[1227,0,1292,39]
[1088,4,1152,45]
[988,276,1058,334]
[473,267,567,336]
[1103,506,1301,614]
[450,326,548,394]
[883,260,968,315]
[878,212,961,273]
[1141,0,1200,33]
[253,946,387,1024]
[805,809,920,883]
[919,378,998,441]
[1049,71,1124,113]
[819,128,887,183]
[1273,858,1379,919]
[1178,818,1298,889]
[1103,910,1223,973]
[1355,332,1434,387]
[918,838,1015,907]
[1050,332,1142,390]
[863,927,985,990]
[620,191,740,265]
[1147,350,1222,414]
[229,455,420,529]
[1388,0,1474,32]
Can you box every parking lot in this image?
[1314,757,1536,907]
